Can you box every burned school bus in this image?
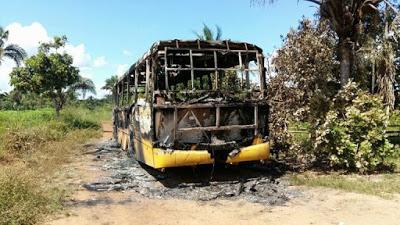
[113,40,270,169]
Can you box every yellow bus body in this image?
[118,128,270,169]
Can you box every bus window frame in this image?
[162,48,265,94]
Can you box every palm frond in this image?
[215,25,222,40]
[0,28,9,41]
[3,44,27,67]
[102,75,118,91]
[70,76,96,99]
[202,23,214,41]
[194,23,223,41]
[193,30,204,40]
[0,28,9,48]
[72,77,96,93]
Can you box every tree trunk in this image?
[339,39,353,87]
[52,96,62,118]
[113,90,118,105]
[53,99,61,118]
[55,106,61,118]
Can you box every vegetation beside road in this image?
[0,104,111,225]
[289,169,400,198]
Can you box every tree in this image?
[255,0,386,87]
[314,82,394,172]
[102,75,118,102]
[257,1,398,170]
[270,18,339,150]
[363,2,400,109]
[0,92,12,109]
[71,76,96,99]
[10,36,79,117]
[0,26,27,67]
[194,23,222,41]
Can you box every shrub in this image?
[0,109,55,136]
[61,107,100,129]
[0,168,49,225]
[315,84,395,172]
[1,123,67,155]
[269,19,339,152]
[0,105,104,224]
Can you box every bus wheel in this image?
[127,127,135,158]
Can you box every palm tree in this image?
[71,76,96,99]
[194,23,222,41]
[0,26,27,67]
[255,0,384,87]
[102,75,118,97]
[0,91,8,99]
[369,2,400,109]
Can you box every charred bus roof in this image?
[116,39,264,85]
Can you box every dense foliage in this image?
[269,19,339,150]
[270,7,400,172]
[9,36,80,116]
[315,83,395,172]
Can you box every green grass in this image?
[0,105,112,136]
[0,168,50,225]
[286,115,400,197]
[0,104,108,225]
[61,104,111,129]
[0,106,112,158]
[0,109,55,136]
[287,119,400,198]
[289,172,400,198]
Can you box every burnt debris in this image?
[83,140,301,206]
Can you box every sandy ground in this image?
[46,125,400,225]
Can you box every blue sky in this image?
[0,0,316,97]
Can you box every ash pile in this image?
[83,140,301,206]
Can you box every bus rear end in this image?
[114,40,270,169]
[150,40,270,168]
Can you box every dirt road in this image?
[47,129,400,225]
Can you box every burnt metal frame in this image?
[163,47,264,92]
[160,47,264,140]
[115,41,267,144]
[154,103,260,141]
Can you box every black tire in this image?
[127,126,136,158]
[112,108,120,147]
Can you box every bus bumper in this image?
[152,142,270,169]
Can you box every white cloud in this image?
[116,64,129,77]
[7,22,91,67]
[93,56,107,67]
[0,60,14,93]
[5,22,51,55]
[266,49,278,80]
[0,22,108,95]
[123,49,132,56]
[79,67,93,79]
[62,43,91,67]
[96,86,109,98]
[0,22,130,99]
